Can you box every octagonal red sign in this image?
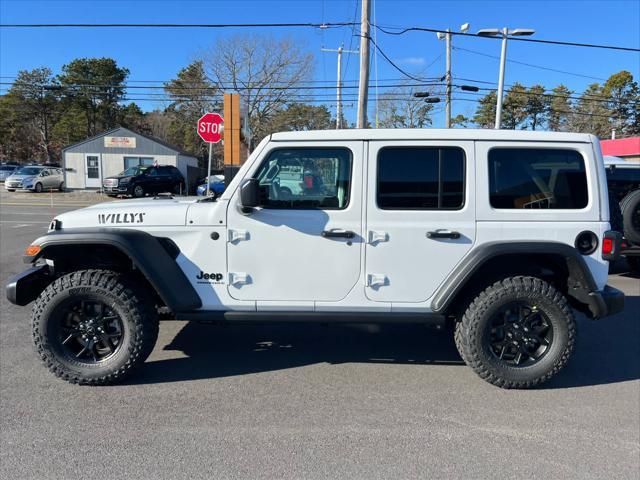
[197,112,224,143]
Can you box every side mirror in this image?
[240,178,260,212]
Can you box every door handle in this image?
[321,229,355,239]
[427,229,461,239]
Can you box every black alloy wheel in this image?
[55,299,124,363]
[487,302,553,367]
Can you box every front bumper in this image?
[103,185,129,193]
[586,285,625,319]
[6,264,51,306]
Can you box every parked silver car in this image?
[4,166,64,192]
[0,164,18,182]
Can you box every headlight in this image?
[119,178,131,185]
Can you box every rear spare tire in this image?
[32,269,159,385]
[621,189,640,245]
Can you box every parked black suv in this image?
[103,165,185,197]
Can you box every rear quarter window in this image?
[489,148,588,209]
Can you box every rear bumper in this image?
[587,285,625,319]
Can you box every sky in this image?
[1,0,639,128]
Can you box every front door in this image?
[85,155,101,188]
[226,142,363,303]
[365,141,476,304]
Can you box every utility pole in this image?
[444,29,452,128]
[357,0,371,129]
[322,45,358,129]
[437,24,468,128]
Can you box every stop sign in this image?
[197,112,224,143]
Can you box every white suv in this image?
[6,129,624,388]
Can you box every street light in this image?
[477,27,535,128]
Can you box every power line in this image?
[451,97,622,118]
[453,46,607,81]
[0,22,357,29]
[367,35,441,83]
[375,24,640,52]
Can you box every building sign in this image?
[104,136,136,148]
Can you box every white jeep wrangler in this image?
[6,129,625,388]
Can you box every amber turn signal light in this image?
[25,245,41,256]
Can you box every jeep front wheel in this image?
[456,276,575,389]
[32,269,159,385]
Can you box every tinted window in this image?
[489,148,588,209]
[377,147,465,209]
[254,148,352,209]
[15,167,43,176]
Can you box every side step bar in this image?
[176,310,446,326]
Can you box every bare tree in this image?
[201,34,314,147]
[377,86,436,128]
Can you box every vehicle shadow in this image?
[128,297,639,388]
[546,295,640,389]
[129,322,463,385]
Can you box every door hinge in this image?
[228,229,249,243]
[367,273,388,288]
[368,230,388,245]
[229,272,249,286]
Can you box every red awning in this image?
[600,137,640,157]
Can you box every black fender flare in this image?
[23,228,202,311]
[431,241,599,315]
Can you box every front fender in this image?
[20,228,202,311]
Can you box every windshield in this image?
[119,166,149,176]
[14,167,42,176]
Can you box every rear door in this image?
[365,141,476,303]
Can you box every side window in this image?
[489,148,588,209]
[253,148,352,209]
[146,167,159,177]
[377,147,465,209]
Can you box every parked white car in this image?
[4,166,64,192]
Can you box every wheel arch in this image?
[432,241,599,318]
[23,228,201,311]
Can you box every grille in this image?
[103,179,118,187]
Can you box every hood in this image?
[54,196,202,229]
[105,174,135,181]
[7,174,37,181]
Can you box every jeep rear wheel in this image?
[457,276,575,389]
[32,269,159,385]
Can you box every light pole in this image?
[477,27,535,129]
[436,23,470,128]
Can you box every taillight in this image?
[602,231,622,261]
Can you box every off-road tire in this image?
[457,276,576,389]
[621,189,640,246]
[34,182,43,193]
[627,256,640,274]
[32,269,159,385]
[454,321,468,364]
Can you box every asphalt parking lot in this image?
[1,194,639,479]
